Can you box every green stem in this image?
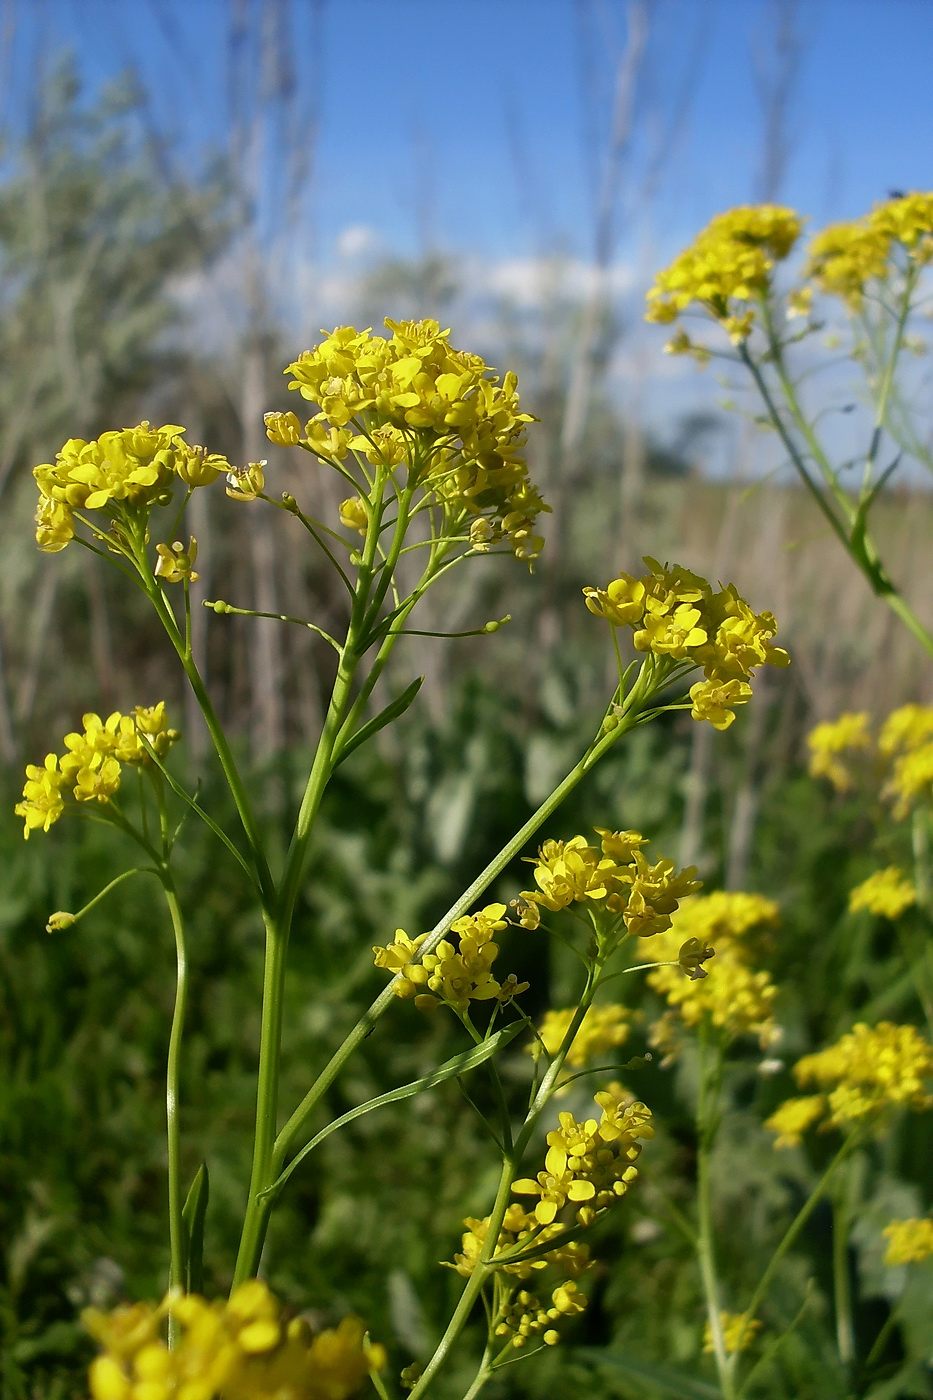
[270,709,636,1181]
[832,1187,856,1372]
[407,1160,516,1400]
[136,549,274,903]
[741,1136,857,1332]
[740,339,933,661]
[407,971,599,1400]
[161,878,188,1341]
[233,477,397,1284]
[695,1025,734,1400]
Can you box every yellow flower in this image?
[849,867,916,920]
[31,423,228,553]
[765,1094,826,1148]
[645,892,780,1047]
[154,537,199,584]
[15,706,180,833]
[278,319,549,562]
[878,703,933,758]
[535,1004,631,1068]
[513,1095,652,1227]
[584,559,788,729]
[14,754,68,838]
[807,711,871,792]
[807,193,933,307]
[373,905,527,1013]
[703,1312,761,1355]
[84,1280,385,1400]
[646,205,802,331]
[689,678,753,730]
[883,1217,933,1266]
[225,461,266,502]
[263,410,303,446]
[338,497,369,535]
[792,1021,933,1130]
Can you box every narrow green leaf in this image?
[261,1020,525,1200]
[334,677,424,766]
[182,1162,209,1294]
[577,1348,722,1400]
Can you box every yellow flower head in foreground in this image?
[646,205,802,340]
[883,1217,933,1267]
[703,1312,761,1356]
[33,424,230,554]
[276,319,549,561]
[513,1090,654,1228]
[373,903,528,1013]
[767,1022,933,1145]
[535,1003,631,1068]
[807,711,871,792]
[83,1279,385,1400]
[849,867,916,920]
[15,705,179,838]
[519,828,700,941]
[645,892,780,1048]
[807,192,933,307]
[584,558,789,731]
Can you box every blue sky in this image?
[6,0,933,464]
[10,0,933,266]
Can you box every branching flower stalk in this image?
[646,192,933,661]
[17,319,791,1398]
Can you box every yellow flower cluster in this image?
[517,828,701,940]
[702,1312,761,1356]
[269,319,549,561]
[535,1003,631,1068]
[808,704,933,819]
[512,1089,654,1227]
[83,1279,385,1400]
[493,1281,588,1350]
[807,192,933,307]
[645,892,780,1048]
[807,711,871,792]
[373,903,528,1013]
[583,558,789,731]
[849,866,916,920]
[446,1202,594,1283]
[766,1021,933,1145]
[15,704,178,838]
[33,423,230,553]
[883,1217,933,1267]
[645,205,803,344]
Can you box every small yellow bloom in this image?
[849,867,916,920]
[14,754,67,837]
[225,461,266,502]
[883,1217,933,1266]
[765,1094,826,1148]
[339,496,369,535]
[154,537,199,584]
[703,1312,761,1355]
[807,711,871,792]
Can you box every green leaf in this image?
[261,1020,525,1200]
[577,1348,722,1400]
[334,677,424,767]
[182,1162,209,1294]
